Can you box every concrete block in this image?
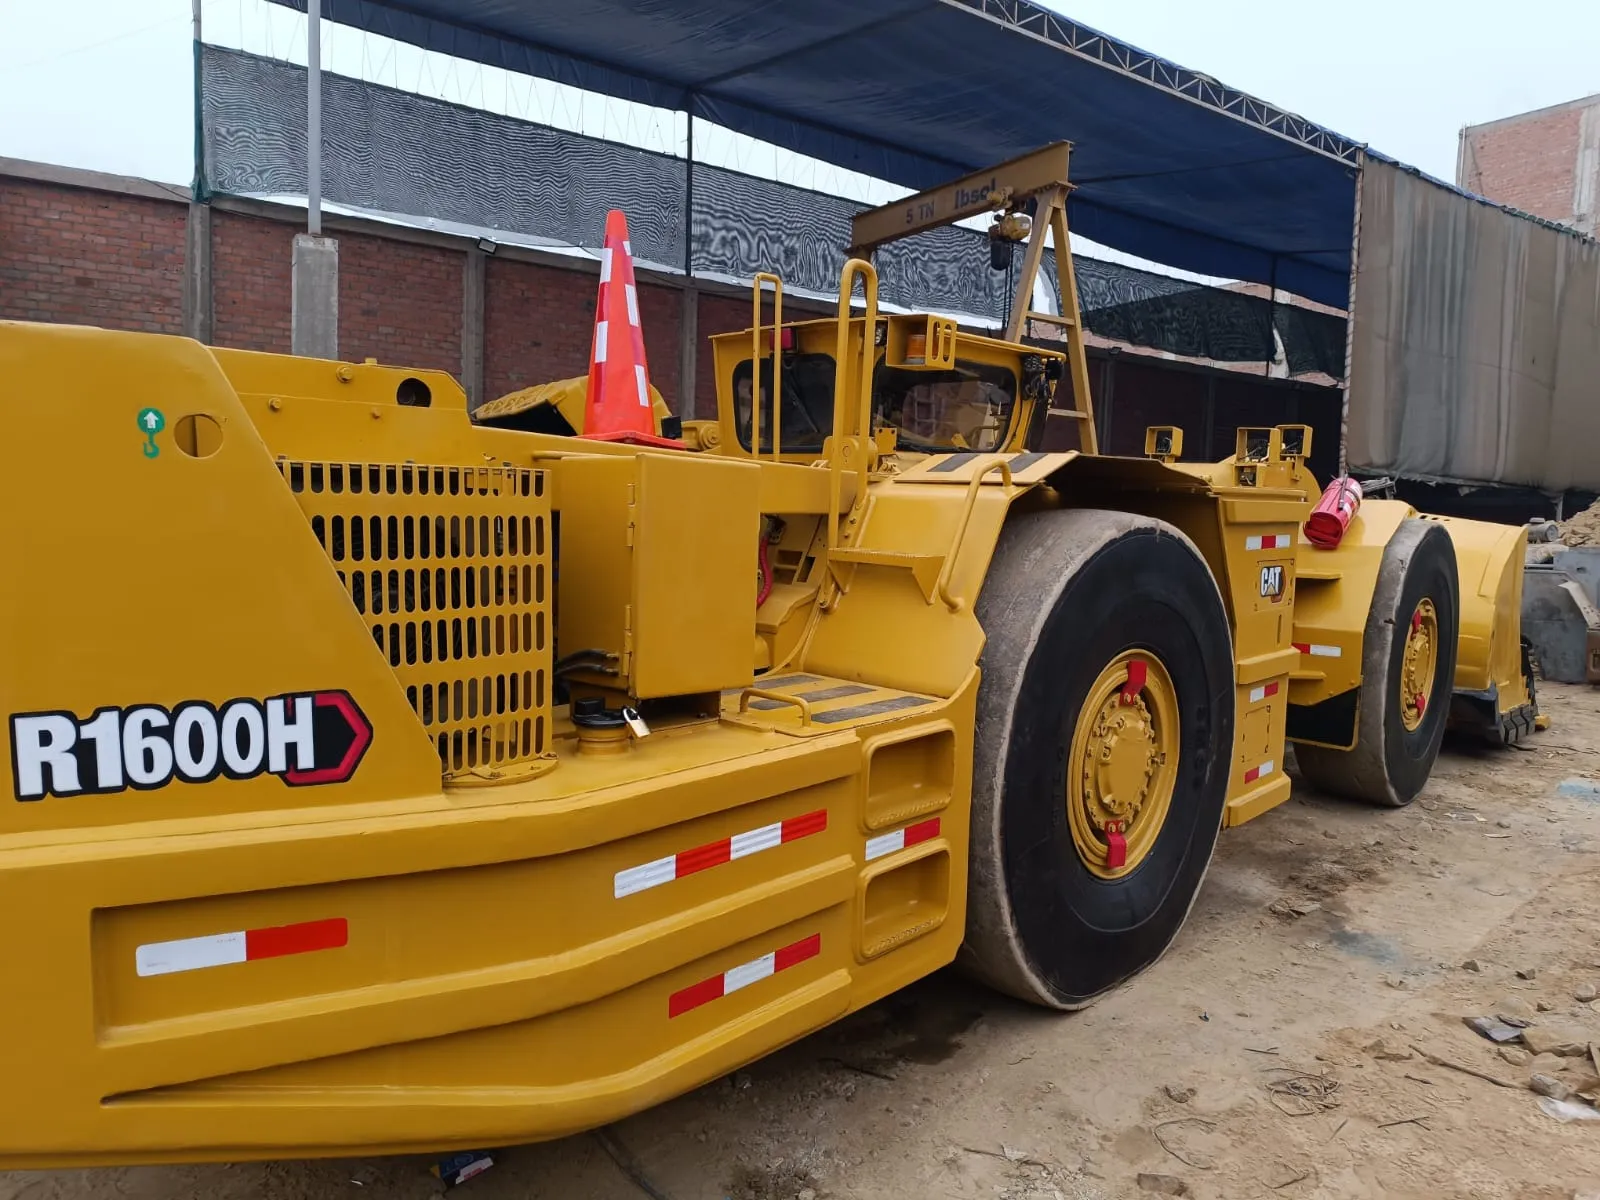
[1524,564,1600,683]
[291,233,339,359]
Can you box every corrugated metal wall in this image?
[1348,158,1600,492]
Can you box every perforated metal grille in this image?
[282,461,551,774]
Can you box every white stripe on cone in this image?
[594,320,608,364]
[635,364,650,408]
[599,247,613,283]
[625,284,640,327]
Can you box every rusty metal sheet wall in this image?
[1348,157,1600,492]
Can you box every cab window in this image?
[730,353,1018,455]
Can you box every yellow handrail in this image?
[738,687,813,725]
[828,258,879,553]
[750,272,784,459]
[935,456,1014,612]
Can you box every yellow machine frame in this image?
[0,145,1534,1168]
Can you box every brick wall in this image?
[1459,96,1599,226]
[211,210,293,352]
[339,229,462,374]
[483,257,597,403]
[0,177,186,333]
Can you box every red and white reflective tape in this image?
[136,917,348,978]
[614,809,828,899]
[1243,759,1276,784]
[668,933,821,1018]
[1248,681,1281,704]
[864,817,941,862]
[1246,534,1293,550]
[1293,642,1342,657]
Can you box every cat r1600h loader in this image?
[0,143,1536,1166]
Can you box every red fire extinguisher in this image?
[1305,477,1362,549]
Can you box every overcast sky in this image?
[1,0,1596,189]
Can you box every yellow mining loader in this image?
[0,144,1534,1167]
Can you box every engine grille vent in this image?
[282,461,552,775]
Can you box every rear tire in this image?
[959,509,1235,1009]
[1295,519,1459,806]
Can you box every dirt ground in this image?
[8,686,1600,1200]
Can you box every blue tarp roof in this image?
[274,0,1364,307]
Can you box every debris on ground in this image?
[1411,1045,1520,1089]
[1577,984,1598,1003]
[1523,1024,1592,1057]
[725,1161,825,1200]
[1363,1038,1413,1062]
[1517,967,1539,981]
[1538,1096,1600,1123]
[1531,1074,1574,1101]
[1464,1015,1525,1043]
[1269,898,1322,918]
[1558,498,1600,546]
[1462,959,1483,972]
[429,1151,495,1189]
[1264,1067,1341,1115]
[1499,1046,1534,1066]
[1498,995,1537,1022]
[1163,1084,1196,1104]
[1136,1173,1191,1196]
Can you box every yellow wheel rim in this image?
[1066,650,1180,879]
[1400,598,1439,732]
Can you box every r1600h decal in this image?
[10,691,372,801]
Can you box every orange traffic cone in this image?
[582,210,682,448]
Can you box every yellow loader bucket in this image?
[1435,515,1537,743]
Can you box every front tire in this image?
[959,509,1235,1009]
[1295,519,1459,806]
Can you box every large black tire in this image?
[1295,519,1459,806]
[959,509,1235,1009]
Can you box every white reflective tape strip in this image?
[1246,534,1293,550]
[594,320,608,364]
[636,364,650,408]
[1250,684,1266,703]
[599,247,612,283]
[1309,644,1340,657]
[136,931,246,977]
[625,284,640,327]
[1246,535,1263,550]
[613,854,676,899]
[865,829,905,861]
[623,239,633,256]
[1259,759,1275,777]
[730,822,783,860]
[723,951,776,994]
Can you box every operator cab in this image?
[701,312,1065,462]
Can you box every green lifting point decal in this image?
[137,407,165,458]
